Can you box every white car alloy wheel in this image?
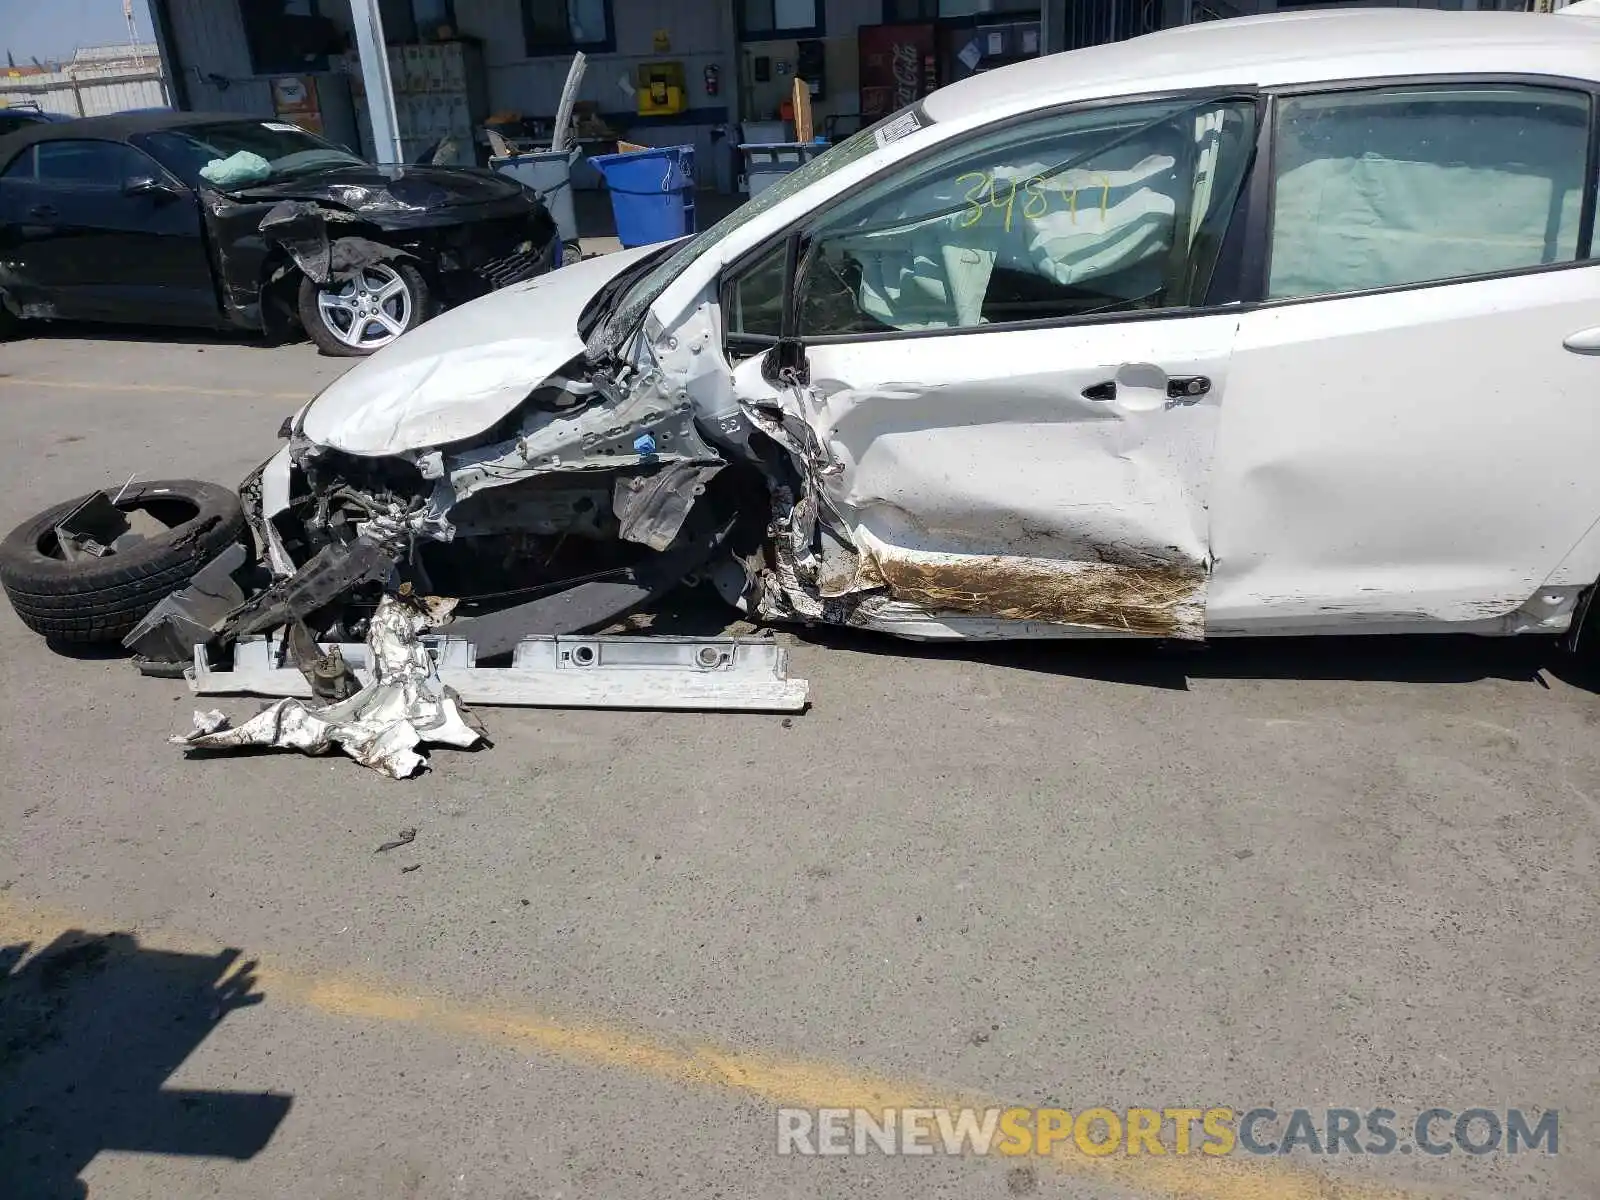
[316,263,414,351]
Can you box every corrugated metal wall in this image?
[0,44,168,117]
[0,74,167,117]
[163,0,274,115]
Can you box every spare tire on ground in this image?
[0,480,246,645]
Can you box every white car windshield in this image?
[588,103,935,358]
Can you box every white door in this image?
[1207,82,1600,633]
[729,94,1259,638]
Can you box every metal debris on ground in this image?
[192,631,809,712]
[124,542,251,664]
[375,828,417,854]
[53,490,147,562]
[171,595,486,779]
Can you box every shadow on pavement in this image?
[0,930,292,1200]
[556,572,1600,693]
[38,641,133,663]
[795,624,1594,694]
[2,321,279,350]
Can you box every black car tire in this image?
[0,480,246,645]
[298,261,431,357]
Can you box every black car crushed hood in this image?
[225,163,529,216]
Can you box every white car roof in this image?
[923,10,1600,125]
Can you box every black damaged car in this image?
[0,111,560,355]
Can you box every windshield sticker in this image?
[875,109,924,150]
[262,122,305,133]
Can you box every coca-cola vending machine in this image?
[858,23,939,125]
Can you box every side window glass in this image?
[728,242,787,340]
[0,146,36,181]
[1269,85,1591,300]
[795,97,1256,337]
[36,140,146,187]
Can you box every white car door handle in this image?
[1081,375,1211,403]
[1563,326,1600,354]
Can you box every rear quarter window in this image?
[1268,84,1592,299]
[0,145,36,180]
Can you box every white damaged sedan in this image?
[242,8,1600,656]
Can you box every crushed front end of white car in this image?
[222,248,769,661]
[204,229,1219,667]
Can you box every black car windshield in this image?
[587,102,934,359]
[135,121,365,189]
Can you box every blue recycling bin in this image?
[588,145,697,248]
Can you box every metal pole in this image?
[147,0,190,110]
[1040,0,1054,54]
[350,0,402,165]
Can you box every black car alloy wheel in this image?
[299,261,430,356]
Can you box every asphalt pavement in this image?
[0,325,1597,1200]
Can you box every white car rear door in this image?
[1208,81,1600,634]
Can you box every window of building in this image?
[740,0,824,40]
[522,0,614,55]
[240,0,340,74]
[377,0,419,43]
[885,0,1029,19]
[372,0,456,42]
[1268,84,1592,300]
[783,96,1255,338]
[412,0,457,37]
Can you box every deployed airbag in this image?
[200,151,272,187]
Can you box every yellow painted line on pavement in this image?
[0,895,1421,1200]
[0,376,307,401]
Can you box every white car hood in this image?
[300,243,665,456]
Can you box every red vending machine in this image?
[857,23,940,125]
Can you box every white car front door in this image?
[728,94,1259,639]
[1207,81,1600,635]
